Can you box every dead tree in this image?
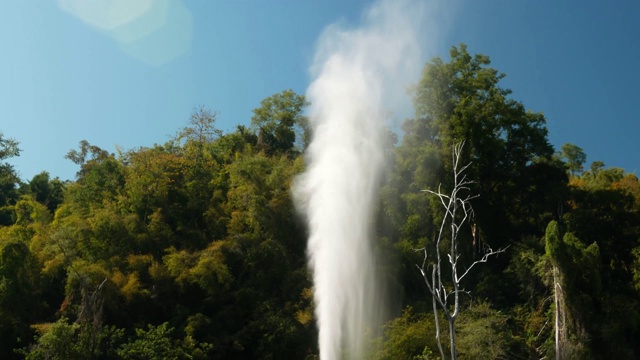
[417,141,507,360]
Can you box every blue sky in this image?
[1,1,638,181]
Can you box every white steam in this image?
[293,0,425,359]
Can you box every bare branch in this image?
[457,246,509,283]
[415,140,508,360]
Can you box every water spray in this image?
[293,1,423,358]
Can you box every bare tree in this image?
[417,141,507,360]
[552,265,567,359]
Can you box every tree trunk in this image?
[449,317,457,360]
[554,266,561,360]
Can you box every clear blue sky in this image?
[1,1,638,181]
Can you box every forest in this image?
[1,45,639,359]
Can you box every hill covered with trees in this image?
[1,45,638,359]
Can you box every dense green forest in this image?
[1,45,638,359]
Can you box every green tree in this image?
[24,318,125,360]
[24,319,82,360]
[0,240,40,357]
[559,143,586,176]
[65,140,110,174]
[390,44,565,316]
[251,89,309,154]
[0,133,21,225]
[176,107,222,146]
[410,44,558,247]
[113,322,212,360]
[215,150,313,358]
[381,44,569,358]
[373,307,436,360]
[455,302,510,359]
[561,165,640,357]
[545,220,602,359]
[27,172,65,213]
[65,141,125,209]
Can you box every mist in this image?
[293,0,426,358]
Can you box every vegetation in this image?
[417,141,507,360]
[0,45,638,359]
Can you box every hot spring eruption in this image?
[293,0,424,358]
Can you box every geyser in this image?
[293,1,423,359]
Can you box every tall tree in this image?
[410,44,558,247]
[0,239,40,357]
[544,220,601,359]
[251,89,309,154]
[560,143,587,176]
[0,133,21,225]
[27,172,65,213]
[65,141,124,209]
[417,142,506,360]
[562,165,640,357]
[391,45,565,311]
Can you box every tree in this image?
[409,44,558,252]
[544,220,601,359]
[561,164,640,357]
[64,141,125,210]
[23,318,125,359]
[372,307,436,360]
[0,134,19,161]
[117,322,211,360]
[0,240,40,357]
[560,143,586,176]
[24,318,82,360]
[0,133,21,225]
[589,161,605,174]
[65,140,110,176]
[251,89,309,154]
[545,221,566,359]
[27,172,65,213]
[417,142,506,360]
[175,107,222,172]
[176,107,222,145]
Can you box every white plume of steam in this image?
[293,0,425,359]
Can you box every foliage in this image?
[251,89,309,154]
[417,141,507,359]
[117,322,211,360]
[455,302,510,360]
[373,307,436,360]
[0,133,20,226]
[559,143,587,176]
[23,318,125,360]
[0,49,637,359]
[24,318,83,360]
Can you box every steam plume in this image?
[293,0,424,359]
